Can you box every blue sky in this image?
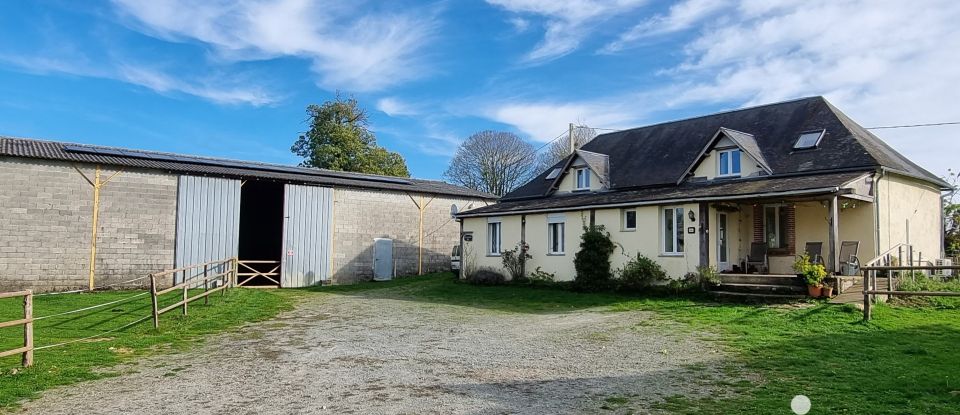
[1,0,959,180]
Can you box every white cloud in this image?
[0,54,278,106]
[375,97,419,117]
[509,17,530,32]
[655,0,960,176]
[111,0,437,92]
[486,100,641,142]
[486,0,647,63]
[600,0,727,53]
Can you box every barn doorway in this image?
[237,180,284,287]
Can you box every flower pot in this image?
[821,285,834,298]
[807,285,822,297]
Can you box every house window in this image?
[763,205,789,249]
[548,222,565,255]
[487,221,501,255]
[718,149,741,177]
[662,207,685,254]
[622,209,637,231]
[575,168,591,190]
[794,130,825,149]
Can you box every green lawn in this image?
[0,287,291,407]
[313,274,960,414]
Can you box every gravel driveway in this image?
[18,288,728,414]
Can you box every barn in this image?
[0,136,495,292]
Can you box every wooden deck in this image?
[829,277,890,305]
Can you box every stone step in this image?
[718,274,806,286]
[710,290,809,302]
[715,282,807,294]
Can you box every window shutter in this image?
[786,205,796,254]
[753,205,763,242]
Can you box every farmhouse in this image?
[457,96,950,284]
[0,137,495,292]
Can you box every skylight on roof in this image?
[794,130,825,149]
[545,168,561,180]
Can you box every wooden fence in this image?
[0,290,33,367]
[149,257,237,329]
[861,264,960,321]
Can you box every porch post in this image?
[828,195,840,273]
[699,202,710,268]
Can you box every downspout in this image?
[874,169,883,258]
[520,214,527,278]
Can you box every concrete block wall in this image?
[331,187,489,283]
[0,158,177,292]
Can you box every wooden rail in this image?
[149,258,238,328]
[0,290,33,367]
[860,264,960,321]
[237,260,280,287]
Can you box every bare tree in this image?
[444,130,539,197]
[538,125,597,172]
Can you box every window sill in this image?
[546,253,565,256]
[715,174,741,179]
[572,188,591,193]
[659,253,684,258]
[621,228,637,232]
[486,253,501,257]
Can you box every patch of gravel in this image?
[17,289,730,414]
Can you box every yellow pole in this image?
[418,195,424,276]
[88,166,102,290]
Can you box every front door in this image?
[717,213,729,271]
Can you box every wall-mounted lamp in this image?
[688,210,696,222]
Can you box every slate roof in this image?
[504,96,948,201]
[0,136,497,200]
[458,171,869,217]
[575,149,610,186]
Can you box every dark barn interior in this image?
[238,180,284,286]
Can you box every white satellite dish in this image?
[450,204,459,218]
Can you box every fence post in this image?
[182,283,188,316]
[204,264,209,305]
[23,290,33,367]
[150,274,159,329]
[863,269,872,321]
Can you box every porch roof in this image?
[458,171,869,217]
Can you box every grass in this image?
[0,287,291,408]
[312,273,960,414]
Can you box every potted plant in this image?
[821,278,835,298]
[794,254,827,298]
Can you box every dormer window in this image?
[717,149,741,177]
[794,130,825,150]
[575,168,591,190]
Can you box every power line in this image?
[865,121,960,130]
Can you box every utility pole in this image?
[569,123,576,154]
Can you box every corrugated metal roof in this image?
[0,136,497,200]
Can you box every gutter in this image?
[457,186,841,218]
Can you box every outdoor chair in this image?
[839,240,861,275]
[802,242,824,266]
[746,242,769,274]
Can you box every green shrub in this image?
[464,267,506,285]
[573,224,616,291]
[793,253,826,286]
[615,253,668,292]
[500,242,531,282]
[895,273,960,308]
[528,266,556,284]
[681,265,721,291]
